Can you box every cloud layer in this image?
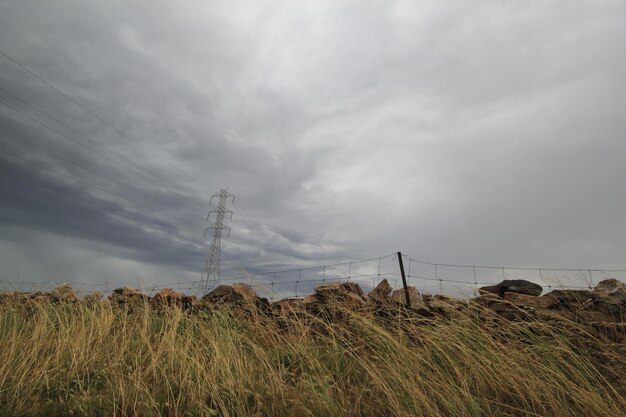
[1,0,625,293]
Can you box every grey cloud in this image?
[0,0,625,292]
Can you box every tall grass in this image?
[0,298,624,416]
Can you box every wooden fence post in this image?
[397,251,411,308]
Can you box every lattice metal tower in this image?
[202,189,235,293]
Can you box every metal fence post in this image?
[397,251,411,308]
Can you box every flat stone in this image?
[546,289,595,303]
[504,292,557,309]
[479,280,543,297]
[315,282,364,297]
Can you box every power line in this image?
[0,84,211,208]
[0,32,270,233]
[0,47,214,194]
[0,6,217,195]
[232,200,254,230]
[0,95,209,210]
[0,165,207,272]
[0,145,199,227]
[0,128,195,218]
[0,169,188,241]
[0,129,206,230]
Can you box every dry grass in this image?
[0,298,624,417]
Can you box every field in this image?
[0,286,625,417]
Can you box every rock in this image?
[202,284,262,311]
[479,280,543,297]
[473,294,529,320]
[391,286,426,310]
[313,282,367,308]
[110,286,149,304]
[491,302,528,321]
[306,282,369,315]
[546,289,595,304]
[315,282,363,296]
[425,295,466,318]
[232,283,257,301]
[50,283,78,303]
[504,292,557,309]
[594,278,626,296]
[152,288,186,307]
[0,292,31,303]
[302,294,317,305]
[473,293,502,307]
[113,286,140,297]
[154,288,183,299]
[369,279,392,301]
[592,281,626,319]
[273,298,307,314]
[30,292,51,302]
[543,288,625,320]
[202,285,243,304]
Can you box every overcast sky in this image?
[0,0,625,295]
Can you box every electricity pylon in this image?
[202,189,235,293]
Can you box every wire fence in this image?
[402,254,626,298]
[1,252,625,301]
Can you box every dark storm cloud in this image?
[0,151,206,268]
[0,0,625,290]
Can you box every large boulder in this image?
[391,286,426,310]
[369,279,392,301]
[592,279,626,319]
[50,283,78,303]
[110,286,149,305]
[202,285,243,304]
[479,280,543,297]
[544,286,625,322]
[313,282,367,309]
[202,283,258,305]
[151,288,194,308]
[113,286,141,297]
[232,283,257,301]
[594,278,626,297]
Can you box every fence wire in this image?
[1,252,624,300]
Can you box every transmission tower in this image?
[202,189,235,293]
